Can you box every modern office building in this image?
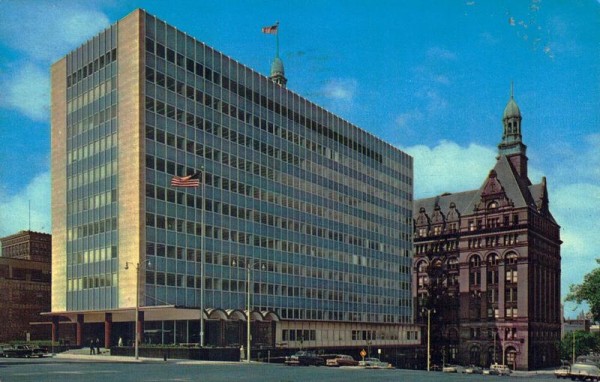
[50,9,418,354]
[0,231,52,342]
[413,91,562,370]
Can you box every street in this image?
[0,357,558,382]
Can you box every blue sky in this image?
[0,0,598,317]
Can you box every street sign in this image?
[360,349,367,359]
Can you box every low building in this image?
[0,231,52,342]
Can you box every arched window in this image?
[470,345,481,366]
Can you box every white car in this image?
[490,363,511,375]
[359,357,392,369]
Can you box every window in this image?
[469,256,481,286]
[468,220,475,231]
[505,270,518,283]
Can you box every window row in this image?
[67,48,117,87]
[145,208,389,267]
[68,273,116,291]
[68,105,117,139]
[68,132,117,165]
[146,66,407,198]
[146,38,382,163]
[67,189,117,216]
[67,159,117,191]
[67,217,118,241]
[68,245,117,265]
[67,76,115,115]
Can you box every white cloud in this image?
[0,2,110,63]
[0,171,51,237]
[0,63,49,121]
[551,182,600,281]
[0,2,109,122]
[321,78,357,101]
[401,140,497,198]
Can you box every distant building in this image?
[0,231,52,342]
[49,9,418,356]
[413,90,562,371]
[562,319,591,335]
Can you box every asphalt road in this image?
[0,357,558,382]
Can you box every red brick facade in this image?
[0,231,53,342]
[413,95,562,371]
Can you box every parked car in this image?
[442,365,458,373]
[325,354,359,367]
[569,362,600,381]
[284,351,325,366]
[359,357,392,369]
[490,363,512,376]
[464,365,483,374]
[28,346,47,358]
[554,365,570,379]
[3,345,33,358]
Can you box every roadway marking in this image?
[12,371,118,376]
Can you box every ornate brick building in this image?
[413,91,562,371]
[0,231,52,342]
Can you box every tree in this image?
[559,331,600,361]
[566,259,600,323]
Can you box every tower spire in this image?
[498,83,528,180]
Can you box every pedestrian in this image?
[89,339,95,355]
[95,338,101,355]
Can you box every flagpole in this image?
[199,165,205,348]
[275,21,280,58]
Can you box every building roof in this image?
[415,155,556,223]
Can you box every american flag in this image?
[262,23,278,34]
[171,172,201,188]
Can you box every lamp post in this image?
[572,330,576,365]
[231,259,264,363]
[421,308,434,371]
[493,328,497,364]
[125,261,150,360]
[245,261,266,363]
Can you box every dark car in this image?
[29,346,47,358]
[3,345,33,358]
[285,351,325,366]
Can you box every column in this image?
[52,316,60,345]
[104,313,112,348]
[76,314,84,347]
[137,311,145,345]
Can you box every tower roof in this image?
[503,97,521,119]
[270,56,285,77]
[503,83,521,119]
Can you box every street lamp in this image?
[232,259,265,363]
[493,328,497,364]
[421,307,435,371]
[125,260,150,360]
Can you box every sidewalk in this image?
[53,348,245,365]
